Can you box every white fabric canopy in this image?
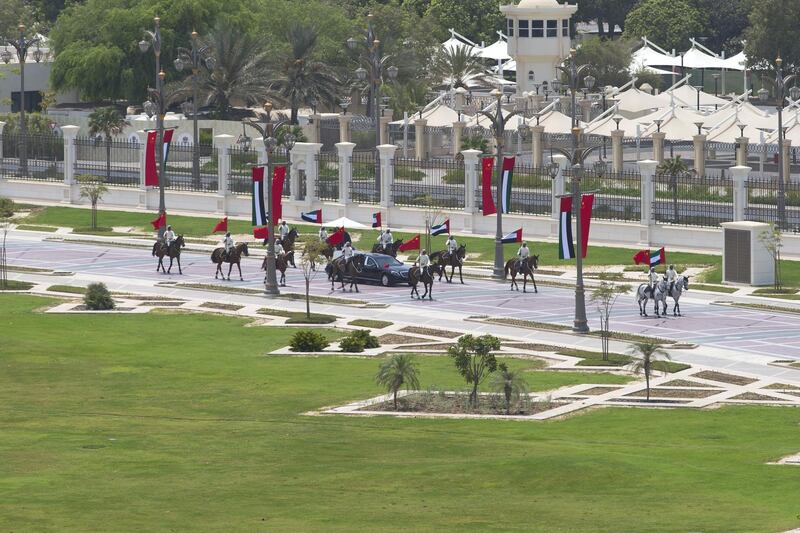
[477,38,510,61]
[681,47,730,70]
[639,107,706,141]
[584,113,641,138]
[721,51,747,71]
[705,103,776,131]
[390,104,464,127]
[615,87,667,113]
[495,59,516,72]
[631,45,683,68]
[706,111,764,143]
[664,84,728,107]
[527,110,579,134]
[323,217,368,229]
[442,36,477,56]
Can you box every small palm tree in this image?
[490,363,529,414]
[88,107,129,183]
[76,174,108,230]
[430,44,487,89]
[375,354,420,410]
[267,24,340,125]
[627,342,671,401]
[656,156,689,223]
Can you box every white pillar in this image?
[253,137,267,165]
[551,154,569,219]
[377,144,396,208]
[214,134,235,198]
[782,139,792,183]
[61,125,79,185]
[414,119,427,160]
[610,129,624,172]
[336,142,355,204]
[652,132,665,164]
[531,125,545,168]
[462,149,481,214]
[338,114,352,144]
[693,134,707,176]
[0,121,5,162]
[452,121,466,158]
[379,116,391,146]
[291,142,323,206]
[730,165,750,222]
[735,137,748,167]
[638,159,658,226]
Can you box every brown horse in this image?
[261,252,294,286]
[504,255,539,293]
[432,244,466,284]
[211,242,249,281]
[152,235,185,274]
[409,264,440,300]
[278,228,299,267]
[328,255,363,292]
[371,239,404,258]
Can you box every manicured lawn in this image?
[700,263,800,288]
[2,294,800,531]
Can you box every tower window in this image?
[562,19,569,37]
[531,20,543,38]
[519,20,529,38]
[507,19,514,37]
[546,20,558,38]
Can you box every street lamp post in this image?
[244,102,297,295]
[174,31,215,190]
[139,16,168,238]
[758,57,800,229]
[477,88,530,279]
[2,24,42,178]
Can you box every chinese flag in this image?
[253,227,269,240]
[481,157,497,216]
[326,226,345,247]
[633,249,650,265]
[398,234,420,252]
[150,212,166,230]
[212,217,228,234]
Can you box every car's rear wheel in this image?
[381,273,391,287]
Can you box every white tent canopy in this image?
[706,102,776,131]
[527,110,579,134]
[390,104,465,127]
[584,112,640,138]
[638,107,705,141]
[681,47,730,70]
[631,45,683,68]
[477,38,511,61]
[722,51,747,71]
[663,84,728,107]
[706,111,764,143]
[615,87,668,114]
[323,217,368,229]
[441,35,477,56]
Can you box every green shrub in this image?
[339,335,366,353]
[84,282,115,310]
[0,197,15,218]
[350,329,380,349]
[289,330,330,352]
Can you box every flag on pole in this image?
[372,212,381,228]
[398,234,421,252]
[558,197,575,259]
[430,219,450,236]
[145,131,158,186]
[580,193,594,259]
[253,226,269,240]
[162,128,175,167]
[150,212,166,230]
[500,157,515,214]
[271,165,286,224]
[481,157,496,216]
[327,226,345,246]
[301,209,323,224]
[650,247,666,266]
[633,249,650,265]
[501,228,523,244]
[212,217,228,234]
[251,166,267,226]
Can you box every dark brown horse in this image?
[261,252,294,286]
[409,264,440,300]
[211,242,249,281]
[152,235,185,274]
[278,228,299,267]
[328,255,363,292]
[432,244,466,284]
[371,239,404,258]
[504,255,539,293]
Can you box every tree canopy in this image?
[623,0,704,52]
[744,0,800,74]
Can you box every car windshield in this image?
[382,257,403,266]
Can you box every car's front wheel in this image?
[381,273,392,287]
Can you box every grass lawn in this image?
[700,263,800,288]
[2,294,800,531]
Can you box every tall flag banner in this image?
[500,157,515,214]
[145,131,159,186]
[162,128,175,167]
[271,165,286,224]
[580,193,594,259]
[327,226,346,247]
[150,212,166,230]
[481,157,497,216]
[212,217,228,234]
[558,197,575,260]
[650,247,666,266]
[251,166,267,226]
[430,219,450,236]
[501,228,523,244]
[372,212,382,228]
[301,209,323,224]
[253,226,269,240]
[398,234,421,252]
[633,249,650,265]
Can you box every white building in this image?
[500,0,577,96]
[0,40,79,114]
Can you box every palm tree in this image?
[267,24,340,125]
[87,107,129,183]
[76,174,108,230]
[167,20,272,118]
[627,342,671,401]
[430,44,487,89]
[375,354,420,410]
[656,156,689,224]
[490,363,529,415]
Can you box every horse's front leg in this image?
[177,256,182,275]
[523,275,527,293]
[237,262,243,281]
[458,265,464,284]
[531,274,538,293]
[226,263,233,281]
[167,256,174,274]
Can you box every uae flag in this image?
[500,157,515,214]
[251,166,267,226]
[150,211,166,230]
[430,219,450,236]
[212,217,228,234]
[649,247,666,266]
[399,234,420,252]
[481,157,497,216]
[372,212,381,228]
[501,228,523,244]
[558,195,594,260]
[253,226,269,240]
[301,209,323,224]
[271,165,286,224]
[327,226,346,246]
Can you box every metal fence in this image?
[319,117,340,153]
[391,157,463,208]
[316,152,339,201]
[653,173,733,227]
[163,143,215,192]
[508,163,552,216]
[566,168,642,222]
[746,176,800,233]
[0,133,64,181]
[350,116,378,151]
[74,137,140,187]
[350,150,378,203]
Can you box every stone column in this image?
[414,119,427,160]
[531,125,545,168]
[735,137,748,167]
[379,115,391,146]
[531,95,544,113]
[336,142,355,204]
[253,137,267,165]
[452,121,465,158]
[60,125,79,185]
[0,121,5,161]
[377,144,397,208]
[338,114,352,144]
[462,149,481,214]
[580,98,593,123]
[214,134,235,199]
[652,132,666,164]
[291,142,323,206]
[611,129,624,172]
[308,114,321,144]
[730,165,751,222]
[782,139,792,183]
[551,154,569,220]
[693,134,707,176]
[638,159,658,227]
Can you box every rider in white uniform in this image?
[163,225,176,249]
[418,249,430,277]
[222,232,235,260]
[516,242,530,269]
[445,235,458,260]
[382,229,393,251]
[342,241,354,266]
[648,266,660,297]
[665,264,677,296]
[274,238,285,258]
[319,226,328,241]
[278,220,290,243]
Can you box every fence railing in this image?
[164,143,216,192]
[653,173,733,227]
[391,157,463,209]
[316,152,339,201]
[350,151,378,204]
[74,137,140,187]
[566,168,642,222]
[0,133,64,181]
[746,176,800,233]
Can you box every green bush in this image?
[84,282,115,310]
[0,197,15,218]
[350,329,380,349]
[339,335,366,353]
[289,330,330,352]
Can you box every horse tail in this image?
[504,262,510,277]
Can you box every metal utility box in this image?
[720,222,775,286]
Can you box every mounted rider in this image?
[274,237,285,259]
[342,241,355,267]
[162,225,176,250]
[417,249,431,277]
[444,235,459,261]
[516,242,530,270]
[378,228,393,252]
[221,232,235,261]
[278,220,290,245]
[648,266,660,297]
[318,226,328,241]
[665,264,677,296]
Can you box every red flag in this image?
[327,226,345,246]
[580,193,594,259]
[481,157,496,216]
[272,165,286,225]
[150,212,166,230]
[398,234,421,252]
[145,130,158,186]
[372,212,381,228]
[212,217,228,234]
[253,226,269,240]
[633,249,650,265]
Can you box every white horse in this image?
[665,276,689,316]
[636,279,668,317]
